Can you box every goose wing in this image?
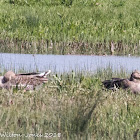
[17,70,51,78]
[10,75,48,85]
[102,78,128,89]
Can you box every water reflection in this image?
[0,53,139,73]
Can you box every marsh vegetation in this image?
[0,69,139,139]
[0,0,140,55]
[0,0,140,139]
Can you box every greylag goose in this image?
[102,70,140,93]
[0,70,51,90]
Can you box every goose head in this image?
[130,70,140,82]
[3,71,16,83]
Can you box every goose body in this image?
[102,70,140,93]
[0,70,51,90]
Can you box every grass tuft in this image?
[0,69,139,139]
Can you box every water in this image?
[0,53,140,73]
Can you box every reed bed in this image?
[0,69,139,139]
[1,39,140,55]
[0,0,140,55]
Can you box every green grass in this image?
[0,0,140,55]
[0,70,140,139]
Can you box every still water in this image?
[0,53,140,73]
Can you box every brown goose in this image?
[0,70,51,90]
[102,70,140,93]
